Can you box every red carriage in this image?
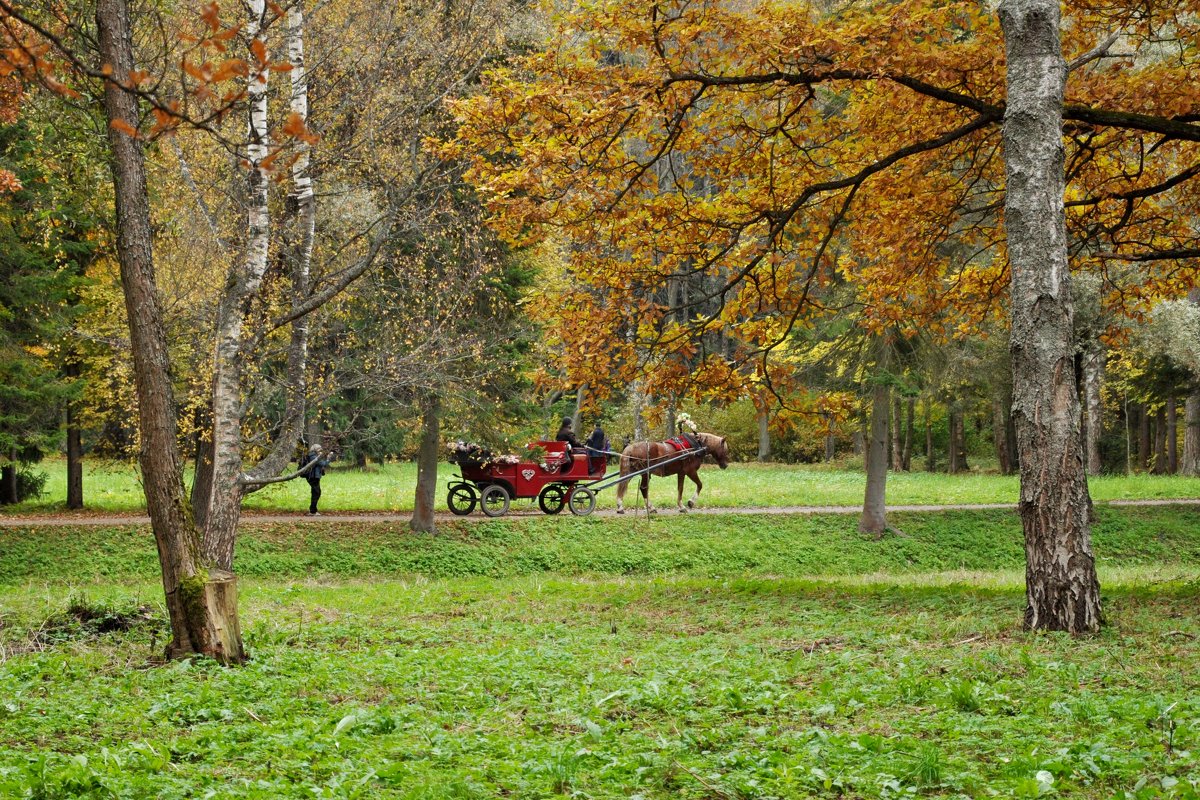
[446,440,606,517]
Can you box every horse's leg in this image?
[640,474,655,514]
[676,473,686,512]
[686,470,703,509]
[615,453,631,514]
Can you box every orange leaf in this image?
[210,58,248,82]
[250,38,267,65]
[109,118,140,138]
[200,2,221,32]
[182,59,207,81]
[280,111,306,137]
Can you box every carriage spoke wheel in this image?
[538,484,567,515]
[447,483,477,516]
[480,484,511,518]
[568,486,596,516]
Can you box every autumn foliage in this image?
[451,0,1200,407]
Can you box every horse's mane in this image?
[695,432,725,453]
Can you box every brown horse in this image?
[615,431,730,514]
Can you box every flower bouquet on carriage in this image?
[447,441,519,469]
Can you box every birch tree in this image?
[1000,0,1100,632]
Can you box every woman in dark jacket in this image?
[555,417,581,448]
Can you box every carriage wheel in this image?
[568,486,596,516]
[480,484,511,518]
[538,484,567,515]
[447,483,477,516]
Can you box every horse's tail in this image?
[617,443,648,486]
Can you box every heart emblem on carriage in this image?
[521,469,536,480]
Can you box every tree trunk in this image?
[201,0,274,573]
[1001,0,1100,633]
[1183,393,1200,476]
[1083,346,1104,475]
[825,412,835,462]
[190,404,214,530]
[631,377,647,442]
[0,460,15,504]
[411,394,440,533]
[97,0,243,662]
[1153,406,1167,475]
[1137,404,1150,471]
[924,396,934,472]
[890,392,902,471]
[902,395,913,471]
[992,395,1011,475]
[948,408,968,473]
[757,408,771,462]
[1167,397,1178,474]
[573,383,587,433]
[65,361,83,509]
[860,380,889,535]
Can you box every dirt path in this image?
[1,497,1198,527]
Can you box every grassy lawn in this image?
[1,509,1198,798]
[8,458,1200,514]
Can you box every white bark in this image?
[1001,0,1100,633]
[204,0,273,569]
[245,0,315,485]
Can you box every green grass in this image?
[9,458,1200,514]
[1,510,1198,798]
[2,506,1200,586]
[1,575,1198,798]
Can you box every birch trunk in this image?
[1000,0,1100,633]
[202,0,272,571]
[1083,346,1104,474]
[97,0,242,662]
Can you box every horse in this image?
[615,431,730,514]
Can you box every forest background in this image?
[5,0,1200,499]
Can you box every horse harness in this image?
[665,433,706,456]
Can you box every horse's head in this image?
[699,432,730,469]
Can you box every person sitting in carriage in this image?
[555,417,581,448]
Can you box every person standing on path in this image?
[300,444,331,515]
